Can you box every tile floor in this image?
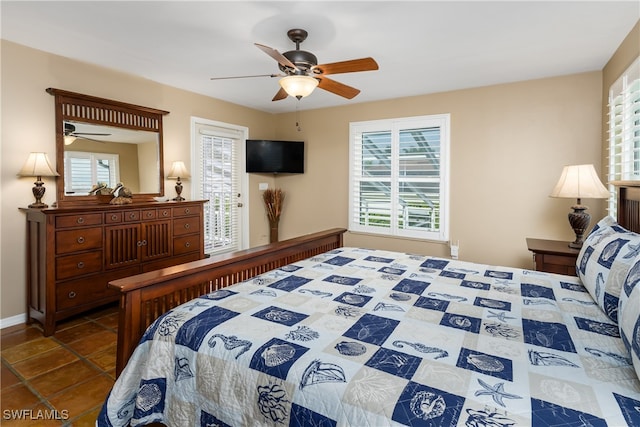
[1,304,118,426]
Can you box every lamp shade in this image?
[18,152,59,178]
[550,164,609,199]
[279,75,319,99]
[167,161,190,179]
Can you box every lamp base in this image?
[29,179,49,209]
[172,179,185,202]
[567,204,590,249]
[28,201,49,209]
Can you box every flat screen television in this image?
[246,139,304,174]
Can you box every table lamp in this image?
[18,152,59,208]
[550,164,610,248]
[167,161,191,201]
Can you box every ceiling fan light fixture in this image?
[279,75,318,99]
[64,135,77,145]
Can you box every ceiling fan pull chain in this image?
[296,100,302,132]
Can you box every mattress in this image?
[98,247,640,426]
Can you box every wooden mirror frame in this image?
[47,88,169,207]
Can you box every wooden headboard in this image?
[616,181,640,233]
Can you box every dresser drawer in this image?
[541,253,576,267]
[56,251,102,280]
[56,213,102,229]
[172,205,201,217]
[158,208,171,219]
[56,228,103,255]
[141,209,157,220]
[173,216,201,236]
[105,212,123,224]
[123,210,140,222]
[173,234,200,255]
[55,266,139,310]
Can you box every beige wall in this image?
[137,141,160,194]
[2,18,635,323]
[273,72,605,268]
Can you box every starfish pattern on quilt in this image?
[474,378,522,407]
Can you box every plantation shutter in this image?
[195,123,243,254]
[608,56,640,217]
[349,114,450,241]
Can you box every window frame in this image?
[349,114,450,241]
[608,56,640,217]
[63,150,119,195]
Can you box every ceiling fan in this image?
[64,122,111,145]
[211,29,379,101]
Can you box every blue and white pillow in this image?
[576,216,640,323]
[618,258,640,379]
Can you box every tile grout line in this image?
[2,309,119,425]
[1,347,60,414]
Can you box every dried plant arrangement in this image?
[263,188,284,242]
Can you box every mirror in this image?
[62,121,160,196]
[48,88,169,206]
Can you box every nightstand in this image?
[526,238,580,276]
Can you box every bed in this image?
[99,182,640,426]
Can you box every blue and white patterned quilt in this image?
[98,248,640,426]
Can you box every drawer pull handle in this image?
[184,223,190,229]
[162,211,169,217]
[77,262,85,269]
[146,212,153,217]
[111,214,118,221]
[185,242,191,248]
[137,240,148,247]
[77,236,85,244]
[77,217,85,224]
[184,208,190,214]
[130,213,136,219]
[68,291,76,299]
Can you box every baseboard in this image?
[0,313,27,329]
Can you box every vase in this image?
[269,220,279,243]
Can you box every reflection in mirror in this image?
[63,121,160,196]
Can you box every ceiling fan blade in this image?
[73,132,111,136]
[313,57,378,75]
[210,73,281,80]
[255,43,299,71]
[74,136,106,143]
[317,77,361,99]
[272,87,288,101]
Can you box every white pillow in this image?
[618,258,640,379]
[576,216,640,323]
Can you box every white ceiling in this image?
[2,1,638,114]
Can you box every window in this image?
[349,114,450,241]
[63,151,119,195]
[608,57,640,217]
[191,118,248,255]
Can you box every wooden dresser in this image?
[22,200,206,335]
